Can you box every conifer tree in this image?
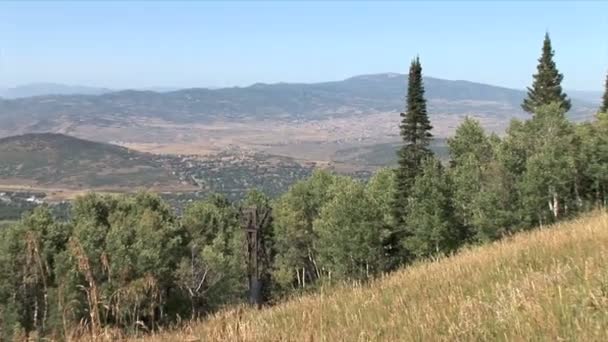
[522,33,571,114]
[392,57,433,226]
[601,71,608,113]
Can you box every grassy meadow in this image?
[122,211,608,342]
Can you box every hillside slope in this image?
[0,133,187,189]
[142,212,608,342]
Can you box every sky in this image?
[0,1,606,91]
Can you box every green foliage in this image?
[576,112,608,207]
[404,158,460,257]
[271,170,341,290]
[67,193,187,331]
[522,33,571,114]
[365,168,402,269]
[448,117,493,165]
[314,178,388,280]
[365,168,397,229]
[517,104,578,225]
[0,206,67,339]
[449,118,515,242]
[177,194,245,316]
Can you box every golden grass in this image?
[132,211,608,342]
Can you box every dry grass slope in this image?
[136,212,608,342]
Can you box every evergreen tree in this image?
[601,71,608,113]
[522,33,571,114]
[393,57,433,227]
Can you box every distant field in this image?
[332,139,450,167]
[136,211,608,342]
[0,221,17,229]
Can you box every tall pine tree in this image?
[601,71,608,113]
[392,57,433,227]
[522,33,571,114]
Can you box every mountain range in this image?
[0,73,600,143]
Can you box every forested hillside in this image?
[141,211,608,342]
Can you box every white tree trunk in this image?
[552,192,559,219]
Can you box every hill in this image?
[141,212,608,342]
[0,133,188,190]
[0,133,317,203]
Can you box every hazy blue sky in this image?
[0,1,606,90]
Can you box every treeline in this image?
[1,34,608,340]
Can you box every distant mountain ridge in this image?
[1,76,600,102]
[567,90,603,104]
[0,73,598,138]
[0,83,112,98]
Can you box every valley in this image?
[0,73,598,220]
[0,74,597,165]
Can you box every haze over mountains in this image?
[0,73,598,122]
[0,83,184,99]
[0,73,599,159]
[1,75,602,102]
[0,83,112,98]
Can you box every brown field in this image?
[62,112,507,160]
